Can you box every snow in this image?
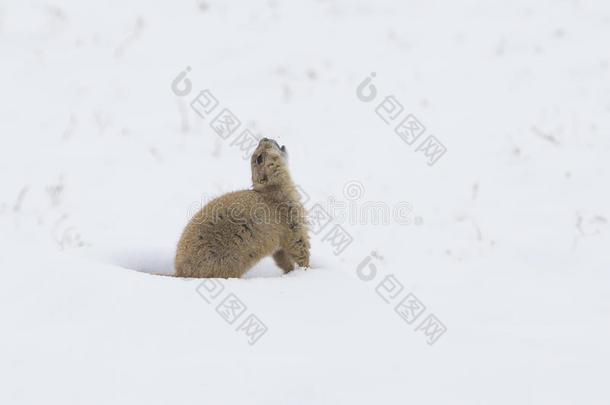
[1,0,609,403]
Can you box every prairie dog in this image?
[174,138,310,278]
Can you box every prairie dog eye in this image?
[256,154,263,164]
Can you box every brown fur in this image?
[174,138,310,278]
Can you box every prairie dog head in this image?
[251,138,289,191]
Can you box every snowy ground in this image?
[1,0,609,403]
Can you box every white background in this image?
[1,0,609,404]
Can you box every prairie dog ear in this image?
[280,145,287,156]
